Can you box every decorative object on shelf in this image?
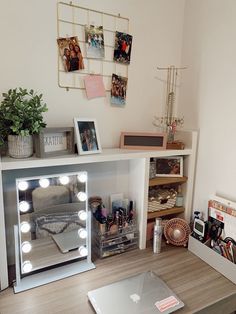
[120,132,167,150]
[153,65,186,143]
[175,185,184,207]
[149,158,156,179]
[148,188,177,212]
[164,218,191,247]
[166,141,185,150]
[156,156,183,177]
[111,74,128,106]
[57,36,84,72]
[85,25,105,59]
[0,88,48,158]
[14,171,95,293]
[84,75,106,99]
[34,127,74,158]
[74,118,102,155]
[113,31,132,64]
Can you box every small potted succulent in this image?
[0,88,48,158]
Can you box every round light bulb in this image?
[20,221,31,233]
[77,192,87,202]
[22,261,32,273]
[21,241,32,253]
[39,178,50,188]
[59,176,69,185]
[78,210,87,221]
[78,228,87,239]
[79,246,88,257]
[77,173,87,183]
[19,201,30,213]
[18,181,29,191]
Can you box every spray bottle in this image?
[153,218,163,254]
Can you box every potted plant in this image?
[0,88,48,158]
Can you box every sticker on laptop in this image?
[155,296,179,312]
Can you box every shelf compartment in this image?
[147,207,185,220]
[149,176,188,187]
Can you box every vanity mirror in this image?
[14,171,95,293]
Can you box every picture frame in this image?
[120,132,167,150]
[74,118,102,155]
[155,156,183,177]
[34,127,74,158]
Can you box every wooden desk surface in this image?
[1,245,235,314]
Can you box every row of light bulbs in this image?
[20,210,87,234]
[19,190,87,213]
[21,228,87,254]
[22,245,88,273]
[18,173,87,191]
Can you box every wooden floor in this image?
[0,245,236,314]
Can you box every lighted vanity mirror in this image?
[16,171,88,275]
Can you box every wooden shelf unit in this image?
[148,175,188,221]
[149,176,187,187]
[147,207,185,220]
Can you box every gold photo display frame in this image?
[34,127,74,158]
[120,132,167,150]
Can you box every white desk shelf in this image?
[0,130,198,290]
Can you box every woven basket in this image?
[148,188,177,212]
[8,135,33,158]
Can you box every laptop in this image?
[88,271,184,314]
[52,229,86,253]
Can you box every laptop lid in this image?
[88,271,184,314]
[52,229,86,253]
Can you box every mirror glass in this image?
[16,171,88,275]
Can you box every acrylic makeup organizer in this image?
[57,1,130,92]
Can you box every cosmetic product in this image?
[153,218,162,254]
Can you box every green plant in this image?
[0,88,48,146]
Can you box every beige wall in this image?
[179,0,236,215]
[0,0,186,148]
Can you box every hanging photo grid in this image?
[57,2,131,100]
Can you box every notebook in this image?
[88,271,184,314]
[52,229,85,253]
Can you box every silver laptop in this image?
[88,271,184,314]
[52,229,86,253]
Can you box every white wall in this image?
[180,0,236,217]
[0,0,186,148]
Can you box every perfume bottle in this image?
[175,185,184,207]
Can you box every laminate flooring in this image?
[0,245,235,314]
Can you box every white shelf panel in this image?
[1,148,193,171]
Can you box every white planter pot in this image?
[8,135,33,158]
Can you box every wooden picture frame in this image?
[156,156,183,177]
[74,118,102,155]
[34,127,74,158]
[120,132,167,150]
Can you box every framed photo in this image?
[155,156,183,177]
[74,118,102,155]
[34,127,74,158]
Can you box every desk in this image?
[0,245,235,314]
